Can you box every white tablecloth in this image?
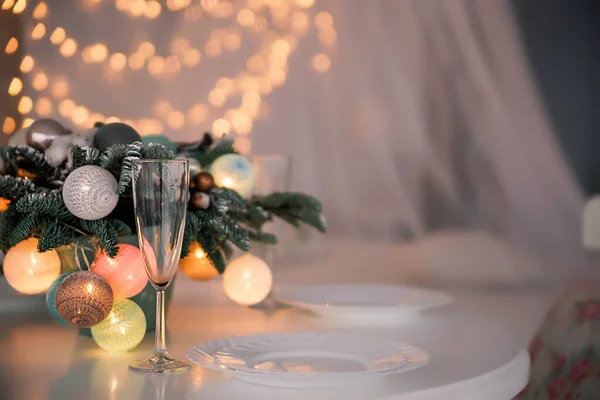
[0,236,554,399]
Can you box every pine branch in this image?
[71,146,101,169]
[196,230,226,273]
[207,248,226,273]
[220,240,233,259]
[181,211,198,258]
[143,143,176,160]
[248,230,278,244]
[196,208,250,251]
[38,220,77,252]
[108,219,132,236]
[98,144,128,176]
[117,142,143,196]
[1,145,59,179]
[0,205,19,250]
[16,192,74,220]
[211,187,271,230]
[78,219,120,257]
[9,214,51,247]
[197,137,237,167]
[0,176,41,200]
[251,192,327,232]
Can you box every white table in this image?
[0,237,553,399]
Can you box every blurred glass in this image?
[250,155,292,266]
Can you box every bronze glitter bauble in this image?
[55,271,114,328]
[194,171,215,193]
[191,192,210,209]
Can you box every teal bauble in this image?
[46,272,76,326]
[141,134,177,152]
[209,154,255,198]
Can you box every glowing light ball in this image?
[3,238,61,294]
[179,242,218,281]
[209,154,255,198]
[55,271,114,327]
[0,198,10,212]
[223,254,272,306]
[46,272,75,325]
[91,299,147,353]
[94,244,148,299]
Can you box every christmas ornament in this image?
[223,253,272,306]
[179,242,218,281]
[193,171,215,193]
[55,271,114,327]
[142,135,177,152]
[26,118,69,151]
[93,123,142,152]
[188,158,202,178]
[209,154,255,198]
[3,238,61,294]
[91,299,147,353]
[44,134,73,167]
[46,272,75,325]
[94,244,148,299]
[8,128,27,146]
[191,192,210,209]
[63,165,119,220]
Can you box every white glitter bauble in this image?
[209,154,255,198]
[63,166,119,220]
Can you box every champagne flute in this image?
[129,159,190,373]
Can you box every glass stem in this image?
[155,289,167,354]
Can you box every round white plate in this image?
[186,333,429,388]
[274,284,451,322]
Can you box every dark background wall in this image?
[512,0,600,195]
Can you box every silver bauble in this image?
[63,165,119,220]
[8,128,28,146]
[26,119,69,151]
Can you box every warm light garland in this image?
[1,0,336,153]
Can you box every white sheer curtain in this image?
[22,0,585,279]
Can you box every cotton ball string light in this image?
[46,272,75,325]
[93,244,148,299]
[223,253,272,306]
[179,242,218,281]
[91,299,147,353]
[62,165,119,220]
[209,154,255,198]
[55,271,114,328]
[3,238,61,294]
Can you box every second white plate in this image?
[274,284,451,322]
[186,332,428,388]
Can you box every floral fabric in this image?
[517,279,600,399]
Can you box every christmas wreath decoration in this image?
[0,120,326,274]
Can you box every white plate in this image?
[274,284,451,322]
[186,333,428,388]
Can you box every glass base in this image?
[129,352,191,374]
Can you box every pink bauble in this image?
[94,244,148,299]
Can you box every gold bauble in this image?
[179,242,218,281]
